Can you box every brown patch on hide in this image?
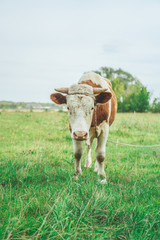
[97,155,105,163]
[74,153,81,160]
[79,80,101,88]
[50,93,66,105]
[104,78,112,88]
[91,103,110,127]
[109,90,117,126]
[79,78,117,126]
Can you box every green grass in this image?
[0,111,160,239]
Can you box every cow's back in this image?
[79,72,117,126]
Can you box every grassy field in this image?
[0,111,160,239]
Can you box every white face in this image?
[66,95,94,140]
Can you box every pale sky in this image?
[0,0,160,102]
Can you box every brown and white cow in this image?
[50,72,117,184]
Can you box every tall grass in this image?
[0,112,160,239]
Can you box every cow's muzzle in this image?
[73,131,88,141]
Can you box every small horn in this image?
[55,88,69,94]
[93,88,108,94]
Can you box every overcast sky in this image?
[0,0,160,102]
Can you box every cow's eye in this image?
[91,107,94,110]
[67,106,70,111]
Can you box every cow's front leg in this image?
[73,140,82,179]
[95,123,109,184]
[84,137,93,168]
[85,144,92,168]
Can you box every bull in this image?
[50,72,117,184]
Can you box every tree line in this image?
[0,68,159,113]
[94,67,160,113]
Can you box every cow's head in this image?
[50,84,112,141]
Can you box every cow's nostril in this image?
[73,131,88,140]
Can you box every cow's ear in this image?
[50,93,67,105]
[95,91,112,104]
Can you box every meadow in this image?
[0,111,160,239]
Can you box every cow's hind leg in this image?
[85,137,93,168]
[95,123,109,184]
[94,159,99,173]
[73,140,82,179]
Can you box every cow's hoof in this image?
[73,175,79,180]
[84,164,92,168]
[98,178,107,185]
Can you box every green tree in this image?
[122,85,150,112]
[136,86,150,112]
[151,98,160,113]
[93,66,150,112]
[95,66,141,89]
[110,77,124,101]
